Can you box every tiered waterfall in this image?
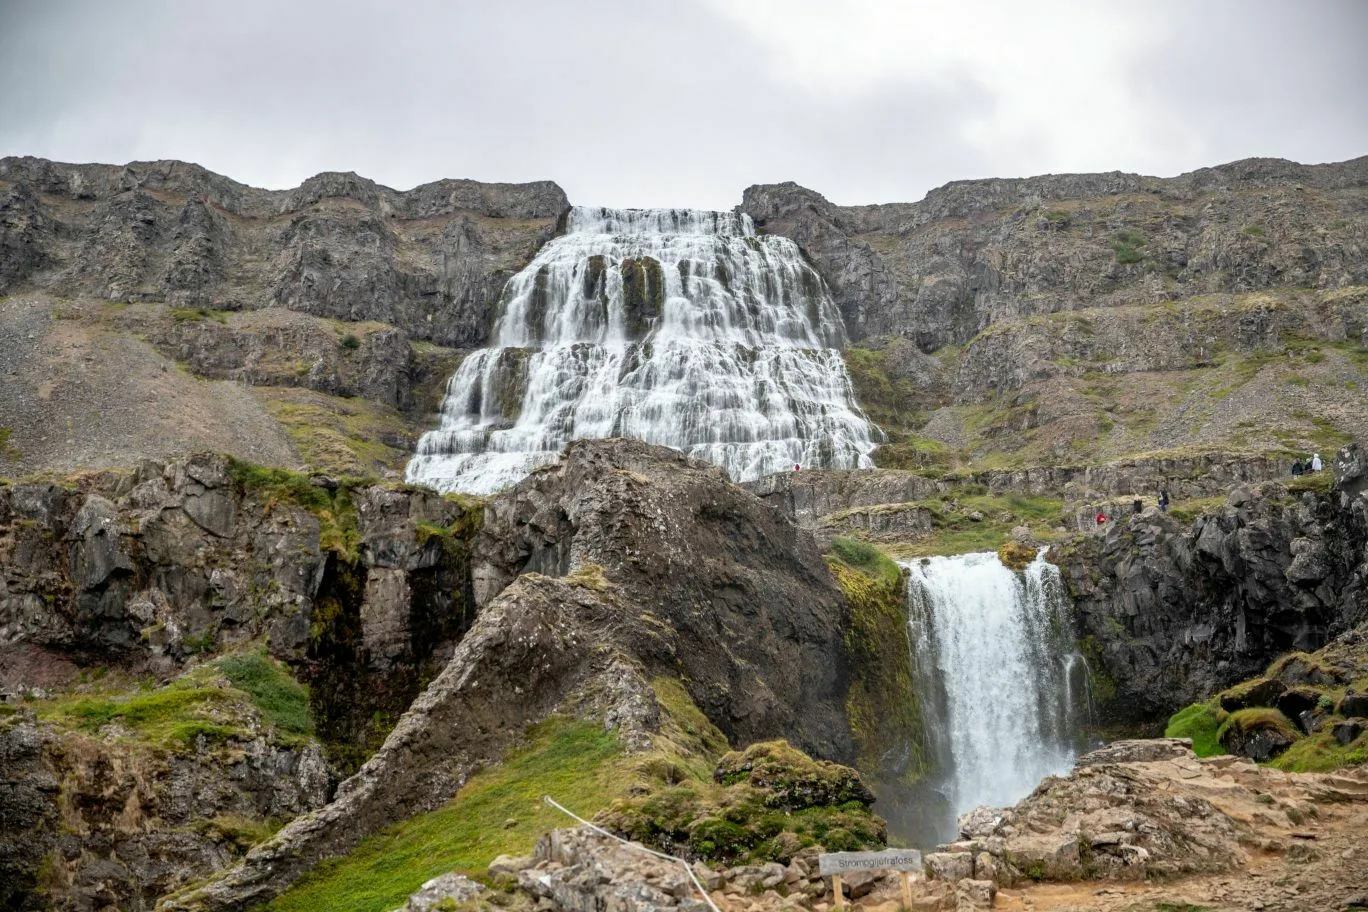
[406,206,876,494]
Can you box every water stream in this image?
[406,206,877,494]
[900,550,1091,842]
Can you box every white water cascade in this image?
[405,206,877,495]
[904,551,1090,833]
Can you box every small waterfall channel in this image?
[901,550,1091,842]
[407,206,877,495]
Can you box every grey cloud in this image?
[1,0,1363,209]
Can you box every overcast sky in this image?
[2,0,1365,209]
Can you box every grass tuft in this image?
[1164,702,1228,757]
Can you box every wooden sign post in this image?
[817,849,923,909]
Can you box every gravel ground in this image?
[0,294,298,477]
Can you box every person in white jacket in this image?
[1311,452,1324,472]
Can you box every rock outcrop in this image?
[0,453,480,753]
[0,157,568,348]
[1057,446,1368,721]
[155,439,860,911]
[474,438,856,760]
[0,712,331,912]
[743,157,1368,349]
[925,738,1368,892]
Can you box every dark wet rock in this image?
[1338,692,1368,717]
[1333,718,1366,747]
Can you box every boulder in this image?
[1220,710,1301,761]
[390,873,482,912]
[1338,692,1368,718]
[1220,678,1287,713]
[924,852,975,882]
[1333,719,1366,747]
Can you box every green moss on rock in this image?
[1164,702,1228,758]
[598,738,885,865]
[826,546,929,787]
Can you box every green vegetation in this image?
[1111,229,1147,265]
[602,739,885,865]
[170,306,227,324]
[1154,903,1214,912]
[1043,208,1070,224]
[1164,702,1228,757]
[30,650,310,750]
[885,492,1064,559]
[226,457,363,559]
[829,536,902,588]
[0,426,19,461]
[192,813,286,851]
[841,347,949,472]
[270,681,880,912]
[1216,707,1301,752]
[255,387,413,477]
[214,651,313,740]
[827,545,926,784]
[265,718,624,912]
[1287,469,1335,496]
[1241,224,1266,237]
[339,333,361,350]
[1167,495,1229,524]
[1269,728,1368,773]
[35,683,244,748]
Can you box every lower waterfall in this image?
[901,550,1090,841]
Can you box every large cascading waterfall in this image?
[405,206,877,494]
[903,550,1090,839]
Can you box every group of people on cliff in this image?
[1291,453,1325,476]
[1093,453,1328,528]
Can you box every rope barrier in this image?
[542,795,724,912]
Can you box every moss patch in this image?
[28,650,311,751]
[826,547,927,787]
[226,457,364,560]
[600,739,885,865]
[1164,702,1228,758]
[883,492,1064,559]
[254,387,414,478]
[1268,729,1368,773]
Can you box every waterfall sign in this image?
[819,850,923,910]
[817,849,923,876]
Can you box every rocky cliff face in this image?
[1056,448,1368,722]
[743,157,1368,350]
[1,441,862,912]
[0,453,481,760]
[0,157,568,348]
[0,711,331,912]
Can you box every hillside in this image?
[3,155,1366,485]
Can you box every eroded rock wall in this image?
[0,157,568,348]
[1056,448,1368,721]
[743,157,1368,350]
[0,454,480,752]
